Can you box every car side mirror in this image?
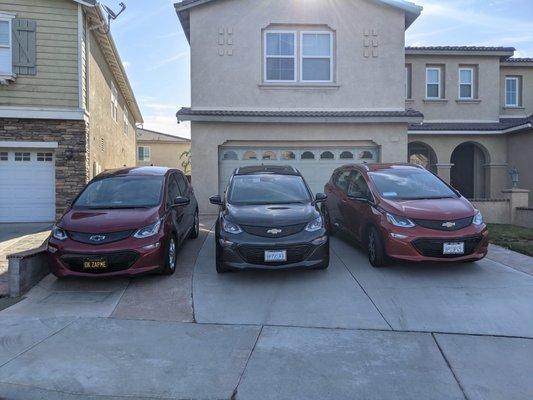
[209,195,223,206]
[314,193,327,203]
[173,196,190,207]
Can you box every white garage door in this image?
[219,146,378,195]
[0,149,56,222]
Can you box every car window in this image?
[228,174,311,205]
[347,172,372,200]
[74,176,164,209]
[334,171,351,193]
[167,174,180,206]
[175,172,188,196]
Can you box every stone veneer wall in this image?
[0,118,90,219]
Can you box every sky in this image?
[110,0,533,138]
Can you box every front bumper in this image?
[217,228,329,271]
[382,223,489,263]
[47,233,168,278]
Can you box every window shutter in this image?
[12,18,36,75]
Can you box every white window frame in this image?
[505,76,520,107]
[111,82,118,122]
[426,67,442,99]
[405,64,412,99]
[458,67,474,100]
[263,30,297,83]
[0,13,15,77]
[300,31,333,83]
[138,146,150,162]
[123,109,129,136]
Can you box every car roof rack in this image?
[235,165,300,176]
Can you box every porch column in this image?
[435,163,453,183]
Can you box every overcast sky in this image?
[111,0,533,138]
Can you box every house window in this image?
[15,152,30,161]
[138,146,150,161]
[405,64,412,99]
[0,151,7,161]
[505,77,520,107]
[111,82,118,122]
[426,67,442,99]
[123,109,129,135]
[37,152,53,161]
[264,31,296,82]
[0,15,13,76]
[300,32,332,82]
[459,68,474,99]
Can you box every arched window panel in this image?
[281,150,296,160]
[243,151,258,160]
[340,151,354,160]
[222,151,238,160]
[262,151,277,160]
[301,151,315,160]
[320,151,334,160]
[359,150,374,160]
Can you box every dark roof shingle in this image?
[409,116,533,132]
[406,46,516,52]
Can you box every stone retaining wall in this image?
[515,208,533,229]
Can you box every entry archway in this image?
[450,142,489,199]
[408,142,438,174]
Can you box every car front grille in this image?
[237,244,313,265]
[412,216,473,231]
[67,230,135,245]
[60,251,139,273]
[412,236,482,258]
[240,223,307,238]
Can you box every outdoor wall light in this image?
[509,167,520,188]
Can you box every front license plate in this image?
[443,242,465,255]
[264,250,287,263]
[83,259,108,270]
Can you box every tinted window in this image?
[74,176,164,209]
[167,175,180,205]
[369,168,457,200]
[175,173,188,195]
[334,171,351,192]
[229,175,311,205]
[347,172,372,200]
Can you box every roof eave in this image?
[406,48,515,58]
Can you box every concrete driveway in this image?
[1,219,532,399]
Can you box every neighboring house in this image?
[0,0,143,223]
[136,127,191,173]
[174,0,533,212]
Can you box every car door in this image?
[175,171,195,234]
[325,170,351,229]
[341,170,374,242]
[167,173,187,243]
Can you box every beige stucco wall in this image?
[0,0,80,108]
[500,66,533,117]
[471,200,510,224]
[192,121,408,213]
[507,129,533,203]
[405,55,501,121]
[86,26,136,178]
[408,133,508,199]
[137,141,191,171]
[189,0,407,111]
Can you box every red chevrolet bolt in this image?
[323,164,488,267]
[47,167,199,277]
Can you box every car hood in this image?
[380,197,476,220]
[225,203,318,227]
[59,207,161,233]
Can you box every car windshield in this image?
[74,176,164,209]
[368,168,458,200]
[228,174,311,205]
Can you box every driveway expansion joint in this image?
[431,333,469,400]
[231,325,264,400]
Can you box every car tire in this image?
[189,209,200,239]
[162,234,178,275]
[323,206,336,235]
[367,226,388,268]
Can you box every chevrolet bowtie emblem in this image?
[267,228,282,235]
[89,235,107,242]
[442,222,456,229]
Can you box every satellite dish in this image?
[96,2,126,33]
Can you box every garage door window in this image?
[37,152,53,162]
[15,152,30,161]
[301,151,315,160]
[262,151,277,160]
[243,151,258,160]
[0,151,7,161]
[281,151,296,160]
[340,151,354,159]
[222,151,238,160]
[320,151,334,160]
[360,150,374,160]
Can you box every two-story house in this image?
[0,0,143,223]
[174,0,532,212]
[136,127,191,172]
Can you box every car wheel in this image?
[162,234,178,275]
[189,210,199,239]
[215,241,229,273]
[323,206,336,235]
[367,226,388,268]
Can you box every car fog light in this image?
[390,233,408,240]
[48,245,58,253]
[312,236,328,246]
[219,238,234,248]
[142,242,160,250]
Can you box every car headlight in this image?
[472,211,483,226]
[52,225,68,241]
[222,217,242,234]
[385,213,416,228]
[305,216,323,232]
[133,220,162,239]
